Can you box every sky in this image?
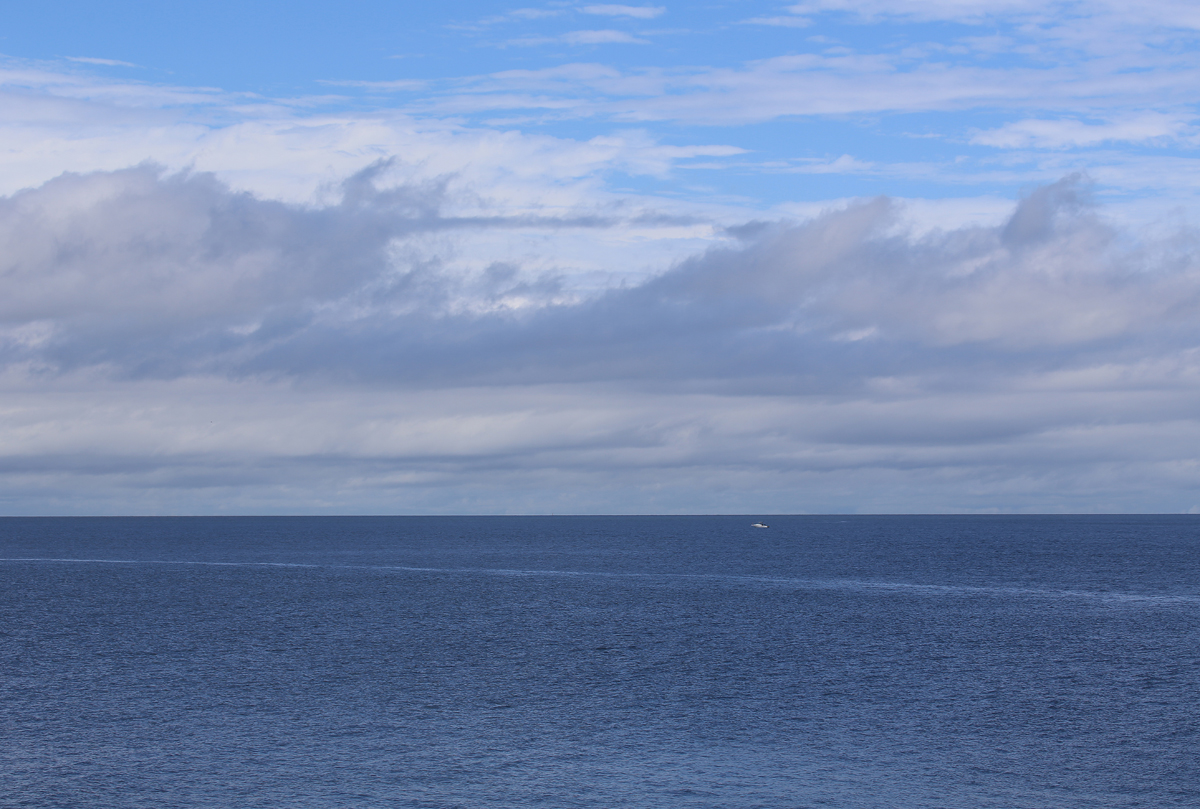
[2,1,1200,514]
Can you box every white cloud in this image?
[785,0,1047,23]
[505,29,651,46]
[0,58,235,111]
[65,56,140,68]
[417,48,1200,127]
[581,5,666,19]
[316,79,427,91]
[783,0,1200,27]
[971,114,1196,149]
[475,7,566,24]
[786,154,874,173]
[0,63,750,216]
[507,7,564,19]
[742,15,812,27]
[561,29,650,45]
[401,0,1200,131]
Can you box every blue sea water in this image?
[1,515,1198,808]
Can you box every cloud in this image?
[742,15,812,28]
[6,41,1200,215]
[65,57,140,68]
[3,169,1200,513]
[399,0,1200,132]
[563,29,649,44]
[784,0,1047,23]
[421,46,1200,127]
[0,57,232,109]
[511,29,650,46]
[971,114,1196,149]
[316,79,427,91]
[506,7,564,19]
[0,162,727,377]
[786,154,874,173]
[785,0,1200,29]
[581,5,666,19]
[6,33,1200,512]
[6,169,1198,385]
[3,168,1200,511]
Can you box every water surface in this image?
[2,516,1197,807]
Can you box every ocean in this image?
[1,515,1197,808]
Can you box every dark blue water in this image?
[2,515,1198,808]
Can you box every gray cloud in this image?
[4,168,1199,388]
[3,167,1200,512]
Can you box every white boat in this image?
[751,522,769,528]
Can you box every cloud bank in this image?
[2,167,1199,513]
[5,0,1200,513]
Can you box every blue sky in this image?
[8,1,1200,206]
[2,2,1200,513]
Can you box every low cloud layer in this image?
[1,168,1199,513]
